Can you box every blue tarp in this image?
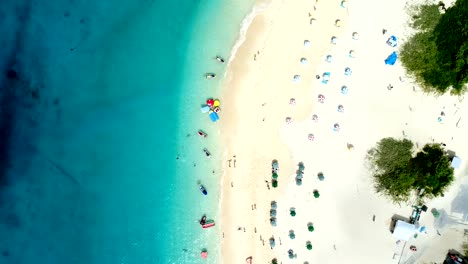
[209,112,219,122]
[385,51,398,65]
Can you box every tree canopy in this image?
[367,138,454,203]
[400,0,468,94]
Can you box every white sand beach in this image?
[219,0,468,263]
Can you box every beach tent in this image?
[392,220,416,241]
[385,52,398,65]
[451,156,461,169]
[271,201,277,209]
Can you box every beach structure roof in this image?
[451,156,461,168]
[392,220,416,241]
[385,51,398,65]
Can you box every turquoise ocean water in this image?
[0,0,254,263]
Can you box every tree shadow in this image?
[450,184,468,222]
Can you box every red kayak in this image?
[198,130,207,138]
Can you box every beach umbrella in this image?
[272,160,279,170]
[293,75,301,82]
[341,0,347,8]
[309,18,316,25]
[313,190,320,198]
[333,123,340,132]
[269,237,276,248]
[308,133,315,141]
[335,19,341,27]
[344,67,352,76]
[272,172,278,179]
[206,98,214,107]
[272,180,278,188]
[290,208,296,217]
[289,98,296,105]
[341,86,348,95]
[304,40,311,48]
[272,259,278,264]
[296,171,303,179]
[289,230,295,239]
[200,250,208,259]
[270,210,277,217]
[295,178,302,186]
[300,58,308,64]
[352,32,359,40]
[306,242,313,250]
[387,35,398,47]
[285,117,293,124]
[326,55,333,63]
[308,224,315,232]
[349,50,356,58]
[213,99,220,107]
[298,162,305,171]
[347,143,354,150]
[317,172,325,181]
[311,114,318,122]
[288,249,295,259]
[271,201,277,210]
[270,217,277,226]
[331,36,337,44]
[337,105,344,112]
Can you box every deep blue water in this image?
[0,0,253,263]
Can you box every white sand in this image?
[219,0,468,263]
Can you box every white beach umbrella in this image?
[352,32,359,40]
[304,40,311,47]
[326,55,333,63]
[349,50,356,58]
[335,19,341,27]
[293,75,301,82]
[300,58,308,64]
[331,36,337,44]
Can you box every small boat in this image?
[198,130,207,138]
[216,56,225,63]
[205,73,216,79]
[199,215,215,228]
[199,184,208,195]
[203,148,211,158]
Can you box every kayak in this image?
[203,148,211,158]
[216,56,225,63]
[199,184,208,195]
[198,130,207,138]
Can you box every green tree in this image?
[400,0,468,94]
[368,139,455,203]
[409,144,454,198]
[367,138,414,203]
